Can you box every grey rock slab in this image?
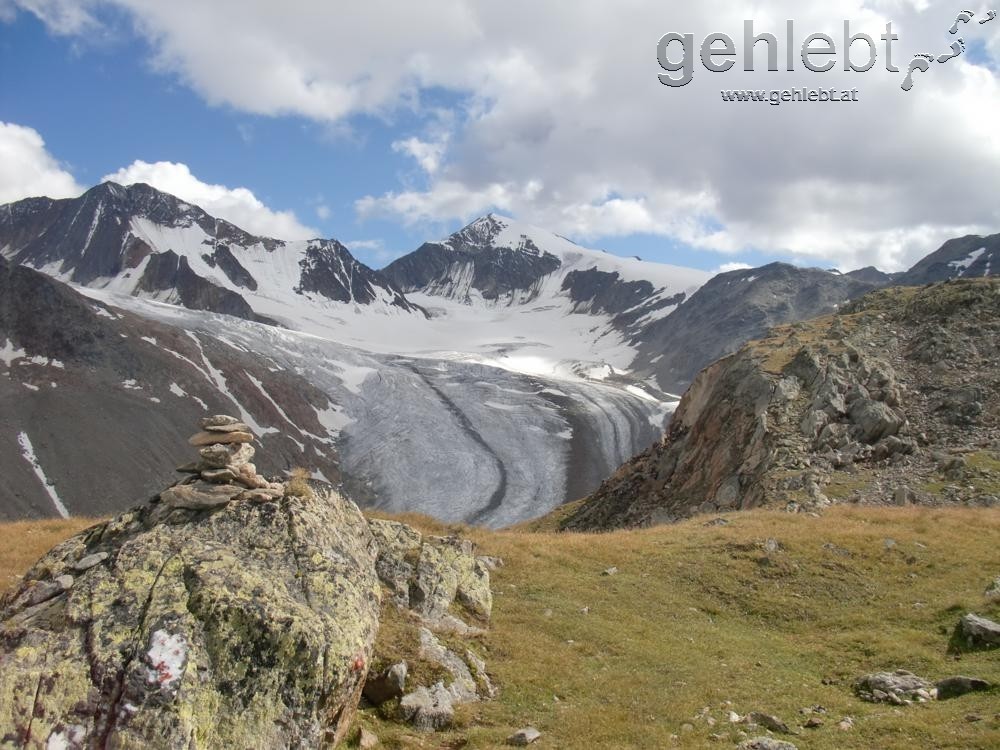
[397,683,454,731]
[160,482,243,510]
[959,613,1000,649]
[506,727,541,746]
[738,739,798,750]
[72,552,109,572]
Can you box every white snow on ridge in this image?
[185,332,279,437]
[0,339,26,367]
[444,214,709,295]
[17,431,70,518]
[949,247,986,274]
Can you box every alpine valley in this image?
[1,182,997,525]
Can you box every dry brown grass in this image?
[0,517,101,595]
[285,466,315,499]
[3,507,999,749]
[361,505,1000,749]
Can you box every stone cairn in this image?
[161,414,286,510]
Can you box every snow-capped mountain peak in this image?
[385,213,709,313]
[0,182,419,325]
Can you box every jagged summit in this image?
[0,181,420,324]
[383,213,708,314]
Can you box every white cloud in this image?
[346,238,402,267]
[16,0,1000,269]
[315,204,331,220]
[102,160,317,240]
[7,0,96,34]
[0,121,84,204]
[347,239,384,251]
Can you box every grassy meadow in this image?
[3,506,999,749]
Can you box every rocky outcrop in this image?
[566,278,1000,530]
[368,519,493,626]
[365,519,497,731]
[0,418,382,748]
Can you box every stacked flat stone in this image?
[162,415,285,510]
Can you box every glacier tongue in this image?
[79,288,668,527]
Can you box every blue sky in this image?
[2,2,999,272]
[0,11,449,266]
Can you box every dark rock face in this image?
[297,242,415,310]
[136,251,265,321]
[561,268,656,316]
[0,260,343,520]
[896,233,1000,286]
[0,181,420,321]
[566,278,1000,530]
[204,244,258,290]
[0,485,382,748]
[632,263,884,395]
[383,214,564,305]
[384,239,561,305]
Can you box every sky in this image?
[1,1,999,273]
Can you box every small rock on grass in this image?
[506,726,541,745]
[358,727,379,748]
[985,576,1000,602]
[744,712,790,734]
[958,613,1000,649]
[737,738,798,750]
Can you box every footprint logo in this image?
[902,7,995,90]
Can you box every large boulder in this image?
[0,487,382,748]
[957,613,1000,650]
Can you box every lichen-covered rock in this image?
[411,537,493,623]
[368,523,492,624]
[418,628,478,703]
[397,684,455,731]
[0,487,382,749]
[368,519,422,606]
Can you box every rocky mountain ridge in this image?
[895,232,1000,286]
[565,278,1000,531]
[0,182,419,324]
[630,261,888,395]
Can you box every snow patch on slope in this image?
[17,431,69,518]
